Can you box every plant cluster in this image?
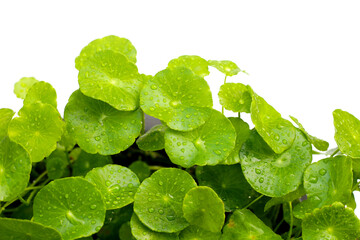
[0,35,360,240]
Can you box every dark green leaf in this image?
[136,124,167,151]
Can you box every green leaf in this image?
[179,225,221,240]
[182,186,225,232]
[46,149,69,180]
[0,218,63,240]
[129,160,151,182]
[290,115,329,151]
[0,108,15,139]
[119,221,135,240]
[130,214,179,240]
[208,60,241,76]
[264,185,306,212]
[75,35,137,69]
[33,177,106,240]
[333,109,360,158]
[293,156,353,219]
[251,91,296,154]
[168,55,209,77]
[302,202,360,240]
[136,124,167,151]
[8,102,65,162]
[164,110,236,168]
[133,168,197,233]
[240,129,312,197]
[23,81,57,108]
[57,126,76,152]
[0,137,31,201]
[218,83,252,113]
[196,164,261,212]
[220,117,251,165]
[221,209,282,240]
[14,77,39,99]
[64,90,142,155]
[140,67,213,131]
[78,50,142,111]
[72,150,112,177]
[85,164,140,210]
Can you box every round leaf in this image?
[24,81,57,108]
[179,225,221,240]
[302,202,360,240]
[33,177,106,240]
[182,186,225,232]
[218,83,252,113]
[165,110,236,167]
[57,126,76,152]
[75,35,137,69]
[0,218,63,240]
[220,117,250,165]
[240,129,312,197]
[129,160,151,182]
[196,165,261,212]
[136,124,167,151]
[0,137,31,201]
[78,50,142,111]
[333,109,360,158]
[251,91,295,154]
[64,90,142,155]
[140,67,213,131]
[222,209,282,240]
[0,108,15,139]
[130,214,179,240]
[208,60,241,76]
[294,156,353,219]
[134,168,197,233]
[8,102,65,162]
[85,164,140,210]
[14,77,39,99]
[168,55,209,77]
[46,149,69,180]
[72,150,112,177]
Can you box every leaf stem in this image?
[141,111,145,135]
[149,165,164,171]
[242,194,264,210]
[274,218,285,232]
[287,201,294,240]
[238,112,241,118]
[221,75,227,115]
[330,148,340,158]
[17,195,28,206]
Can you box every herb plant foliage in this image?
[0,35,359,240]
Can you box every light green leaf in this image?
[72,150,112,177]
[14,77,39,99]
[130,214,179,240]
[182,186,225,232]
[164,110,236,168]
[33,177,106,240]
[264,185,306,212]
[290,115,329,151]
[136,124,167,151]
[293,156,353,219]
[196,164,260,212]
[134,168,197,233]
[24,81,57,108]
[57,126,76,152]
[240,129,312,197]
[208,60,241,76]
[251,91,295,154]
[140,67,213,131]
[76,35,137,69]
[0,218,63,240]
[221,209,282,240]
[8,102,64,162]
[129,160,151,182]
[0,137,31,201]
[179,225,221,240]
[218,83,252,113]
[0,108,15,139]
[78,50,142,111]
[64,90,142,155]
[220,117,250,165]
[168,55,209,77]
[85,164,140,210]
[302,202,360,240]
[333,109,360,158]
[46,149,68,180]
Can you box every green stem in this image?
[221,75,227,115]
[238,112,241,118]
[242,195,264,210]
[287,201,294,240]
[330,148,339,158]
[25,186,43,191]
[149,165,164,171]
[141,111,145,135]
[274,218,285,232]
[17,195,28,206]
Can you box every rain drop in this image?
[166,215,175,221]
[259,178,264,183]
[308,176,318,183]
[148,208,154,213]
[319,168,327,176]
[90,204,97,210]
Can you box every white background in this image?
[1,1,360,216]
